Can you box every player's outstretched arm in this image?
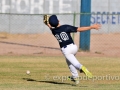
[77,24,101,32]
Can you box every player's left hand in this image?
[91,24,101,30]
[43,15,49,25]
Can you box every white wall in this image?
[0,0,119,34]
[0,0,80,14]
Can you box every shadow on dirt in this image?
[0,41,59,50]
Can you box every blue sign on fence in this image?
[91,12,120,25]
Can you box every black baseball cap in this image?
[49,15,59,27]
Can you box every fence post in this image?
[79,0,91,51]
[72,12,76,40]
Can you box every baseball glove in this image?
[43,15,49,25]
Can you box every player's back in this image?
[51,25,77,48]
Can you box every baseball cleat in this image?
[68,76,79,85]
[81,66,93,78]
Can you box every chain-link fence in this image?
[0,13,80,34]
[0,13,120,56]
[0,13,120,34]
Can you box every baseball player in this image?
[43,15,101,84]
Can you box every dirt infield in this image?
[0,33,120,57]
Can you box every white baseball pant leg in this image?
[61,44,82,78]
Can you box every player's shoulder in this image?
[61,24,72,27]
[62,24,78,28]
[59,24,74,29]
[61,24,78,29]
[62,24,78,32]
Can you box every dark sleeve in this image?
[65,25,78,33]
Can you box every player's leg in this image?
[66,53,93,78]
[70,44,93,78]
[61,44,82,70]
[65,53,82,70]
[66,59,79,84]
[66,59,79,78]
[61,44,93,78]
